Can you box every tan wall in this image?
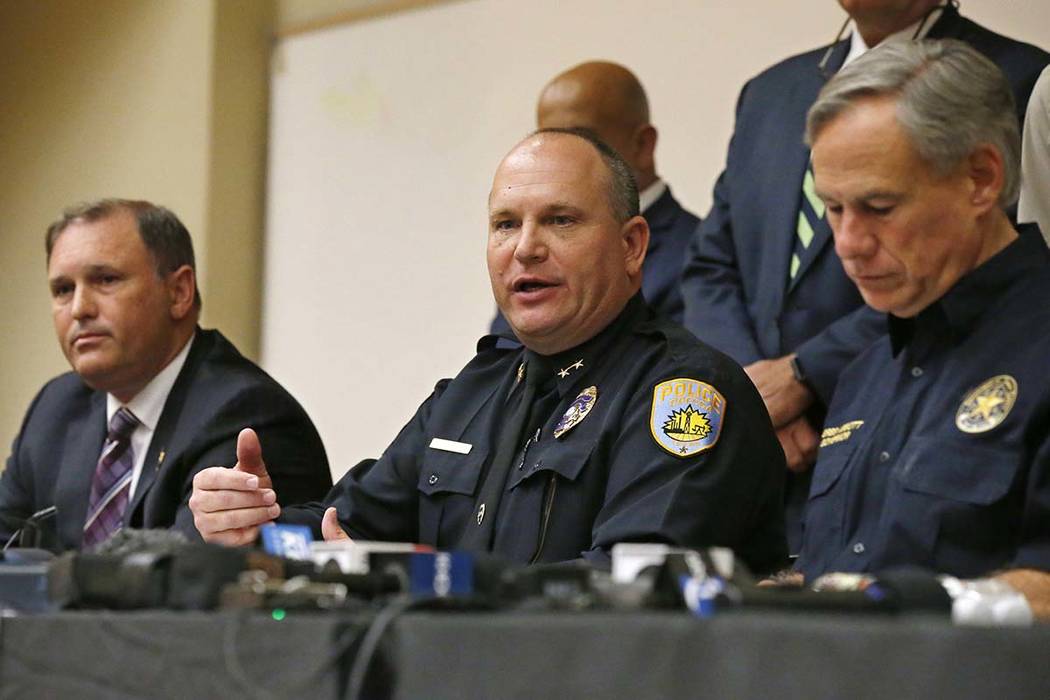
[0,0,272,461]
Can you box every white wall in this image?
[264,0,1050,478]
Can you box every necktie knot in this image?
[524,355,556,391]
[108,407,140,443]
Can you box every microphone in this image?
[2,505,58,553]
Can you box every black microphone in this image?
[2,505,58,553]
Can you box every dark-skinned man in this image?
[190,130,787,573]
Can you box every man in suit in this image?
[680,0,1050,551]
[0,199,331,551]
[491,61,699,337]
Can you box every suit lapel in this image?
[54,390,107,547]
[785,39,850,295]
[126,329,212,521]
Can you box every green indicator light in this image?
[272,608,287,621]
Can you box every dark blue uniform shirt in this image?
[798,226,1050,581]
[284,294,787,573]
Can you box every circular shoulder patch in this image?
[649,378,726,457]
[956,375,1017,434]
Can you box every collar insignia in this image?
[957,375,1017,433]
[554,386,598,439]
[650,378,726,457]
[557,359,584,379]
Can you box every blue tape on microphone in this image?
[408,552,474,597]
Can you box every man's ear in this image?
[634,124,658,174]
[167,265,197,320]
[966,143,1005,214]
[622,215,649,279]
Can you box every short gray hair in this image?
[806,39,1020,207]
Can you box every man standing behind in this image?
[680,0,1049,551]
[1,200,331,550]
[797,40,1050,618]
[491,61,699,337]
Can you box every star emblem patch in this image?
[956,375,1017,433]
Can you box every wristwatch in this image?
[789,355,807,385]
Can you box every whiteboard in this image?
[262,0,1050,478]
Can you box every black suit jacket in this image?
[0,328,331,550]
[681,6,1050,406]
[489,184,700,337]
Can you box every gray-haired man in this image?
[795,40,1050,620]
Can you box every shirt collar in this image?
[107,332,195,430]
[638,178,667,214]
[888,224,1048,354]
[522,293,649,397]
[843,6,942,68]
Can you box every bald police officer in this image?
[190,129,786,573]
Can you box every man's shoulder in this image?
[946,12,1050,65]
[167,328,320,429]
[634,316,753,389]
[184,328,291,395]
[647,186,700,236]
[25,370,95,415]
[744,43,832,92]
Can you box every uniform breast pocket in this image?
[896,437,1017,504]
[892,436,1020,574]
[506,437,596,491]
[807,441,857,500]
[416,446,486,547]
[500,438,598,563]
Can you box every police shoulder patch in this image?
[650,378,726,457]
[956,374,1017,434]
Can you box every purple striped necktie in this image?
[83,407,140,548]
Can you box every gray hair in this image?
[533,126,640,222]
[806,39,1020,207]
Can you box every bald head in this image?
[537,61,658,190]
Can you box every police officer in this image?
[796,40,1050,617]
[190,128,787,574]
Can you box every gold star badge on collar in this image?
[558,359,584,379]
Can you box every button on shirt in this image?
[799,225,1050,581]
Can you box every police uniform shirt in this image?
[286,294,787,573]
[798,225,1050,581]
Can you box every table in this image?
[1,608,1048,699]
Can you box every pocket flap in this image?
[896,437,1017,505]
[507,437,597,490]
[418,443,487,496]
